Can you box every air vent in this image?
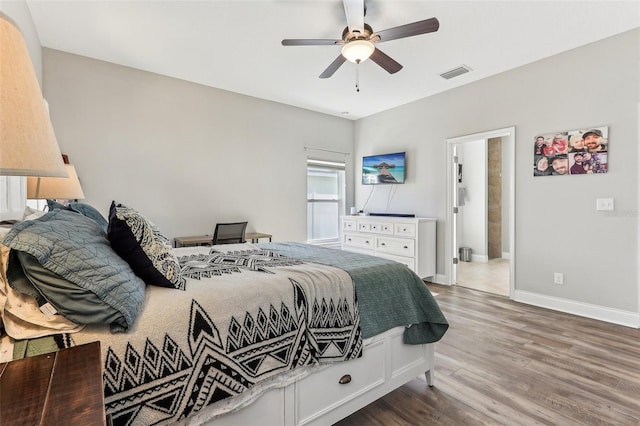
[439,65,472,80]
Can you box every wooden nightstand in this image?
[0,341,105,425]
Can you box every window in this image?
[307,159,345,244]
[0,176,26,220]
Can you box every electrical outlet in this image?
[596,198,614,211]
[554,272,564,285]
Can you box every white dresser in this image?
[341,215,436,279]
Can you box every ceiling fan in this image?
[281,0,439,79]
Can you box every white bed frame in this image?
[206,326,434,426]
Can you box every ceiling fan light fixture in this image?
[341,39,375,63]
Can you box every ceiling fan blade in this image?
[369,48,403,74]
[282,39,342,46]
[343,0,365,34]
[375,17,440,43]
[319,55,347,79]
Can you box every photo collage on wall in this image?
[533,126,608,177]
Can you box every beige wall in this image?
[42,49,354,242]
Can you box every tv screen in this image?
[362,152,406,185]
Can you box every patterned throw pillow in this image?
[108,201,185,290]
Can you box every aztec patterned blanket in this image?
[72,246,362,425]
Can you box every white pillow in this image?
[22,206,46,221]
[0,226,11,240]
[0,243,84,339]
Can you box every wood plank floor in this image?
[335,284,640,425]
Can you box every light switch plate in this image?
[596,198,614,211]
[554,272,564,285]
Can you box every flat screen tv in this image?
[362,152,406,185]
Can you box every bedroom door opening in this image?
[445,127,515,298]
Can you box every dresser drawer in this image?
[357,220,393,234]
[394,223,416,238]
[357,221,375,232]
[376,237,415,257]
[342,219,357,232]
[296,340,385,423]
[376,252,415,271]
[343,233,374,249]
[378,222,394,234]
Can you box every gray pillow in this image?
[7,250,123,327]
[3,209,146,332]
[47,199,109,234]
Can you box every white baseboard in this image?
[471,254,488,263]
[501,251,510,259]
[514,290,640,329]
[430,274,448,285]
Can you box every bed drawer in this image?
[376,237,415,257]
[296,340,385,424]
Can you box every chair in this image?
[212,222,248,245]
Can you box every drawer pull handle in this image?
[381,243,386,246]
[404,246,408,249]
[339,374,352,384]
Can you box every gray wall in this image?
[42,49,354,242]
[38,26,639,320]
[355,29,639,315]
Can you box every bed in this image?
[0,203,448,426]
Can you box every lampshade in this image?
[27,164,85,200]
[341,40,375,64]
[0,14,66,177]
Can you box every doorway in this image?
[445,127,515,297]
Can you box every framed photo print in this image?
[533,126,608,177]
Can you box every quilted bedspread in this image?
[71,246,363,425]
[259,242,449,343]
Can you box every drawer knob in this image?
[339,374,352,385]
[366,240,370,244]
[381,242,386,246]
[348,238,352,242]
[404,246,408,249]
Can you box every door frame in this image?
[444,126,516,298]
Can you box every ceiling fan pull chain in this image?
[356,64,360,92]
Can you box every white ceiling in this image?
[25,0,640,120]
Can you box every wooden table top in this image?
[174,232,272,246]
[0,342,105,426]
